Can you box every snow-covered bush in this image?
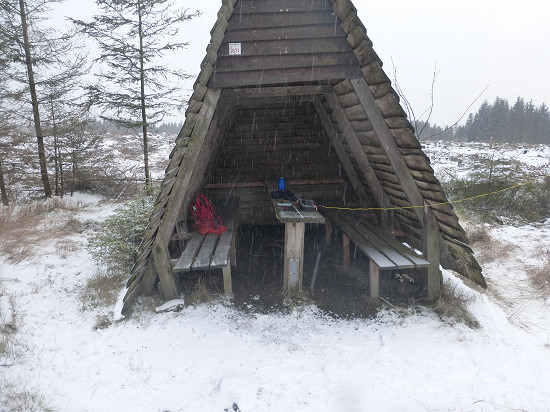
[443,158,550,223]
[87,190,156,275]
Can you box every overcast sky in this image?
[57,0,550,127]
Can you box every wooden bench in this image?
[172,198,239,295]
[320,208,430,300]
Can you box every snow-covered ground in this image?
[1,143,550,411]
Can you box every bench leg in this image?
[369,260,380,300]
[222,264,232,295]
[230,232,237,267]
[342,233,350,267]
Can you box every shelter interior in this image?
[122,0,485,313]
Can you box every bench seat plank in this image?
[211,230,234,268]
[361,220,430,267]
[174,235,204,271]
[192,233,219,270]
[339,214,416,269]
[327,211,396,269]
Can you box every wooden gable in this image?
[122,0,486,313]
[209,0,361,88]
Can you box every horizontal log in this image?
[209,64,361,88]
[360,62,390,86]
[403,154,434,173]
[227,11,346,31]
[224,24,346,43]
[238,0,333,13]
[215,51,358,73]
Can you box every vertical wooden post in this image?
[422,204,442,301]
[222,264,232,295]
[342,233,350,267]
[369,260,379,300]
[325,219,332,247]
[283,222,305,289]
[152,240,179,301]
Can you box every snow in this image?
[1,142,550,411]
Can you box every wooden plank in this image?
[227,10,340,30]
[224,24,346,42]
[209,65,361,88]
[211,230,234,269]
[215,52,359,73]
[423,205,442,300]
[338,213,416,269]
[222,264,232,295]
[369,260,380,300]
[192,234,219,270]
[350,78,425,221]
[238,0,332,13]
[216,37,352,57]
[324,210,396,270]
[222,85,334,99]
[152,240,179,300]
[360,221,430,267]
[284,222,305,289]
[312,96,370,206]
[324,91,387,208]
[206,181,264,189]
[173,235,204,271]
[343,233,350,267]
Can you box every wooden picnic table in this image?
[267,182,325,290]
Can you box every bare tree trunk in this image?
[0,155,8,206]
[19,0,52,198]
[71,149,75,196]
[59,149,64,198]
[51,99,60,196]
[137,0,151,194]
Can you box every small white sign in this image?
[229,42,241,56]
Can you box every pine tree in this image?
[72,0,200,192]
[0,0,85,198]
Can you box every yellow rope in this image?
[317,173,549,212]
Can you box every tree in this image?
[0,0,85,198]
[73,0,200,191]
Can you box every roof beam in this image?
[312,96,370,206]
[350,77,425,220]
[222,85,334,99]
[324,91,386,208]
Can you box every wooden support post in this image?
[422,204,442,301]
[342,233,350,267]
[152,240,179,301]
[222,264,232,295]
[283,222,305,289]
[369,260,380,300]
[325,219,332,247]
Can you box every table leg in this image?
[284,222,305,289]
[343,233,350,267]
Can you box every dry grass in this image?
[466,224,492,246]
[432,280,480,329]
[0,381,54,412]
[79,270,126,311]
[0,199,84,263]
[531,260,550,298]
[465,224,517,265]
[185,277,214,306]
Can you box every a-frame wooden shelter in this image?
[123,0,485,312]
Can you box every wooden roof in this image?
[123,0,485,311]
